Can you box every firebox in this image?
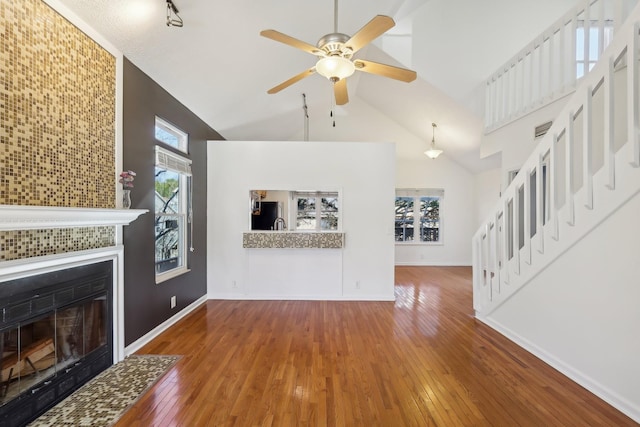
[0,261,113,427]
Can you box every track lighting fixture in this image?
[166,0,183,27]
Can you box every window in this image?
[576,21,613,79]
[292,191,339,231]
[155,116,188,153]
[395,189,443,243]
[155,145,191,282]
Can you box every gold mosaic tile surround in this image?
[0,226,115,261]
[243,232,345,249]
[0,0,116,208]
[0,0,117,261]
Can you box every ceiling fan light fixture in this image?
[424,122,443,159]
[315,56,355,81]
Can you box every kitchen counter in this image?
[243,231,344,249]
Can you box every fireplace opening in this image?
[0,261,113,427]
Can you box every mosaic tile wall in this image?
[0,226,115,261]
[0,0,117,261]
[243,232,345,249]
[0,0,116,208]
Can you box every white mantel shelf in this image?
[0,205,148,230]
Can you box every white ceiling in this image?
[58,0,576,173]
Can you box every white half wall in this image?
[394,156,476,266]
[207,140,396,301]
[484,190,640,421]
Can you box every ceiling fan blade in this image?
[353,59,417,82]
[334,78,349,105]
[345,15,395,54]
[260,30,325,56]
[267,68,316,94]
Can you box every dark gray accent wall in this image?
[122,58,223,346]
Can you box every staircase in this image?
[485,0,638,132]
[472,0,640,422]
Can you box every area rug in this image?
[29,355,180,427]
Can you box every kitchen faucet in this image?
[273,217,286,231]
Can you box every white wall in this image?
[481,94,570,190]
[395,156,476,266]
[485,190,640,420]
[474,167,502,227]
[207,140,396,301]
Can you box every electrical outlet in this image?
[355,280,361,289]
[232,280,237,288]
[170,295,177,309]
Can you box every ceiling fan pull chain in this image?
[330,89,336,127]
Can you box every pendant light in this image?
[424,122,443,159]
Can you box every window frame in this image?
[575,20,614,79]
[155,116,189,154]
[395,189,444,246]
[154,145,192,284]
[290,191,340,232]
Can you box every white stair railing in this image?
[473,1,640,316]
[485,0,638,133]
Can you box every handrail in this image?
[484,0,638,132]
[473,0,640,315]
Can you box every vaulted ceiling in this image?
[58,0,576,173]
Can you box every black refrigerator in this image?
[251,201,279,230]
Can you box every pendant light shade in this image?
[424,122,443,159]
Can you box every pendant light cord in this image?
[302,93,309,141]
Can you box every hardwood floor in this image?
[117,267,637,426]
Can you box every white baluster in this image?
[550,133,559,241]
[490,221,499,295]
[559,18,566,90]
[549,31,555,97]
[523,168,532,265]
[571,14,578,88]
[536,155,545,254]
[539,38,545,103]
[498,211,508,287]
[604,57,615,189]
[598,0,605,58]
[584,85,594,208]
[566,110,576,225]
[513,191,520,276]
[629,22,640,167]
[494,212,502,286]
[584,0,591,76]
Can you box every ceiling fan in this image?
[260,0,417,105]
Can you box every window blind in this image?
[396,188,444,198]
[155,146,192,176]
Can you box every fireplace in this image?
[0,261,113,426]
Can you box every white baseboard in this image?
[477,315,640,423]
[394,261,471,267]
[124,295,207,356]
[206,294,395,302]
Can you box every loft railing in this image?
[473,0,640,315]
[484,0,638,132]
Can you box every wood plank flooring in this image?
[117,266,637,426]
